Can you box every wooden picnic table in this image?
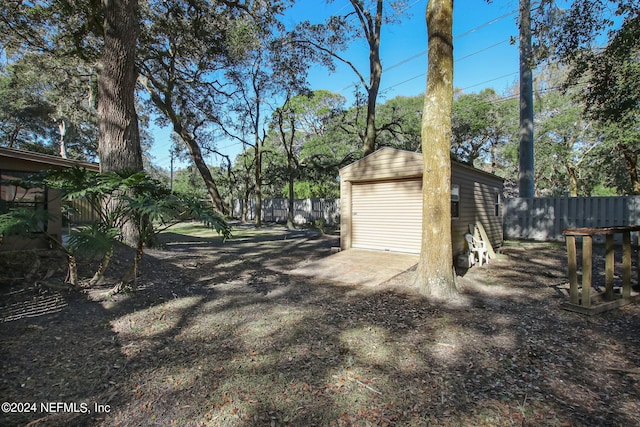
[562,225,640,314]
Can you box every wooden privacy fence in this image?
[64,199,98,224]
[503,196,640,243]
[233,198,340,226]
[64,197,341,226]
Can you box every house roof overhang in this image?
[0,146,99,171]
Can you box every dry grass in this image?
[1,224,639,426]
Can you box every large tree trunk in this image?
[98,0,142,173]
[98,0,143,246]
[413,0,457,300]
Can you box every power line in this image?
[153,6,522,165]
[457,39,512,62]
[461,71,519,92]
[380,72,425,94]
[380,38,516,95]
[486,80,590,105]
[340,9,518,95]
[454,9,517,40]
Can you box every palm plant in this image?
[67,223,121,286]
[111,173,231,293]
[1,168,231,292]
[0,207,117,288]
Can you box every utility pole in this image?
[518,0,535,198]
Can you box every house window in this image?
[495,192,501,217]
[451,184,460,219]
[0,170,47,231]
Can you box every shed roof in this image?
[339,147,503,183]
[0,146,99,171]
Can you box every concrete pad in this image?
[290,249,419,287]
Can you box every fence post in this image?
[566,235,579,304]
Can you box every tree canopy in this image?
[1,0,638,206]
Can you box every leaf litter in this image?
[0,227,639,426]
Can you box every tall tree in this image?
[348,0,383,156]
[97,0,144,246]
[534,65,600,196]
[375,95,424,151]
[222,26,309,227]
[295,0,408,156]
[273,95,300,229]
[413,0,456,299]
[0,61,56,152]
[138,1,294,217]
[225,52,270,227]
[2,0,143,243]
[1,0,143,171]
[452,90,495,166]
[0,4,100,160]
[535,1,640,193]
[268,90,342,227]
[0,54,98,160]
[136,0,239,214]
[540,0,639,123]
[451,89,517,169]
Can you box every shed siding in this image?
[339,148,504,255]
[451,163,503,254]
[340,148,422,182]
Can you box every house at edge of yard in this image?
[0,146,100,251]
[339,147,504,256]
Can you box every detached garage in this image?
[339,147,503,256]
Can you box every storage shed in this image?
[339,147,504,255]
[0,147,99,251]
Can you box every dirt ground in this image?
[1,223,639,427]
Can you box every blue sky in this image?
[150,0,522,170]
[290,0,521,101]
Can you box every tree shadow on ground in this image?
[1,230,639,426]
[0,273,127,426]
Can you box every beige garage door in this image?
[351,179,423,253]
